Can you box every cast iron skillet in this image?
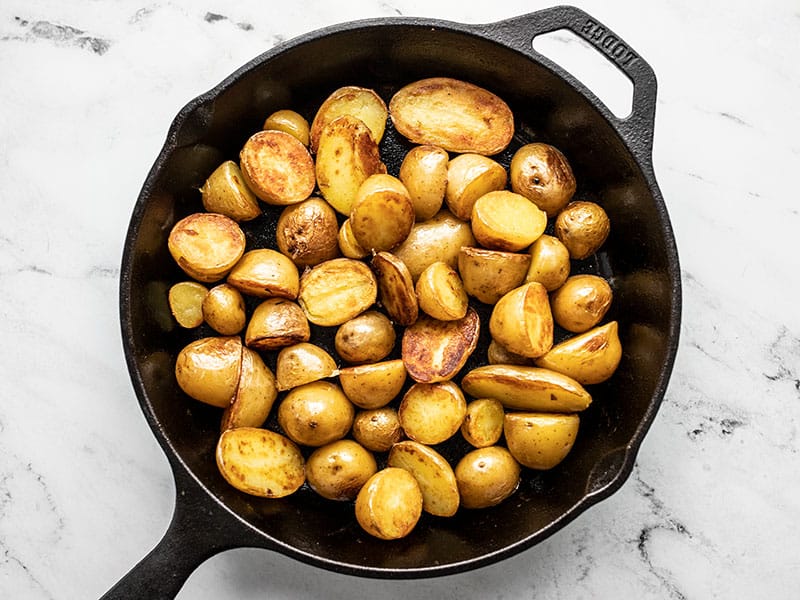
[106,6,681,598]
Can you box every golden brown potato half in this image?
[470,190,547,252]
[310,86,388,153]
[334,311,396,364]
[275,342,339,392]
[550,274,613,333]
[298,258,378,327]
[221,347,278,431]
[458,246,531,305]
[216,427,305,498]
[461,365,591,413]
[388,440,460,517]
[315,115,386,215]
[306,440,377,501]
[226,248,300,299]
[202,283,246,335]
[504,412,580,470]
[337,218,370,259]
[277,381,355,447]
[239,130,315,205]
[398,381,467,445]
[444,153,507,221]
[200,160,261,222]
[245,298,310,351]
[351,407,404,452]
[526,234,571,291]
[275,197,341,268]
[415,261,468,321]
[455,446,520,509]
[355,467,423,540]
[401,307,480,383]
[489,282,553,358]
[371,252,418,326]
[338,359,407,409]
[168,281,208,328]
[510,143,576,217]
[554,200,611,260]
[263,109,310,146]
[393,209,476,281]
[168,213,246,283]
[398,145,449,221]
[389,77,514,155]
[535,321,622,384]
[486,339,532,366]
[175,336,242,408]
[350,174,415,252]
[461,398,505,448]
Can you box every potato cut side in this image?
[239,130,316,205]
[388,440,460,517]
[298,258,378,327]
[445,153,508,221]
[276,342,339,392]
[415,261,468,321]
[350,174,415,252]
[168,281,208,328]
[489,282,553,358]
[458,247,530,305]
[175,336,242,408]
[389,77,514,155]
[226,248,300,299]
[310,86,388,152]
[200,160,261,222]
[535,321,622,384]
[470,190,547,252]
[372,252,418,326]
[504,412,580,470]
[398,381,467,445]
[221,347,278,430]
[338,359,407,409]
[168,213,246,283]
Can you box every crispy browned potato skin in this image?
[510,143,576,217]
[275,197,340,267]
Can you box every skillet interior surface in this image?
[122,18,679,576]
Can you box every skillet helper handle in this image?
[489,5,658,162]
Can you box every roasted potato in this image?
[310,86,388,152]
[398,381,467,445]
[550,274,613,333]
[461,398,505,448]
[202,283,246,335]
[455,446,521,509]
[504,413,580,470]
[444,153,507,221]
[371,252,418,326]
[415,261,468,321]
[526,234,571,291]
[510,143,576,217]
[398,145,449,221]
[337,218,369,259]
[200,160,261,221]
[263,109,310,146]
[168,213,246,283]
[245,298,310,351]
[402,308,480,383]
[221,347,278,430]
[277,381,355,447]
[226,248,300,299]
[389,77,514,155]
[350,174,415,252]
[489,282,553,358]
[470,190,547,252]
[486,339,532,366]
[338,359,407,409]
[388,440,460,517]
[351,407,404,452]
[168,281,208,328]
[334,310,396,364]
[298,258,378,327]
[275,197,340,267]
[175,336,242,408]
[458,246,531,305]
[275,342,338,392]
[535,321,622,384]
[239,130,315,205]
[554,200,610,260]
[355,467,423,540]
[306,440,377,501]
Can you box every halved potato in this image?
[334,311,396,364]
[275,342,339,392]
[226,248,300,299]
[355,467,423,540]
[275,197,340,267]
[245,298,310,351]
[306,439,377,501]
[550,274,613,333]
[526,234,571,291]
[461,398,505,448]
[388,440,460,517]
[398,145,449,221]
[298,258,378,327]
[263,109,310,146]
[239,130,315,205]
[455,446,520,509]
[371,252,418,326]
[337,218,369,259]
[470,190,547,252]
[202,283,246,335]
[350,174,415,252]
[461,365,592,413]
[315,115,386,215]
[554,200,611,260]
[310,86,388,152]
[216,427,304,498]
[458,246,531,305]
[535,321,622,384]
[444,154,507,221]
[338,359,407,409]
[486,340,531,366]
[168,213,246,283]
[221,347,278,430]
[277,381,355,447]
[351,407,404,452]
[510,143,576,217]
[401,307,480,383]
[504,412,580,470]
[415,261,468,321]
[168,281,208,328]
[175,336,242,408]
[398,381,467,445]
[489,282,553,358]
[200,160,261,222]
[389,77,514,155]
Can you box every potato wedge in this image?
[510,143,576,217]
[277,381,354,447]
[226,248,300,299]
[399,145,448,221]
[372,252,418,326]
[389,77,514,155]
[175,336,242,408]
[216,427,304,498]
[315,115,386,215]
[275,342,339,392]
[310,86,388,152]
[350,174,415,252]
[355,468,422,540]
[338,359,407,409]
[401,307,480,383]
[245,298,310,351]
[461,398,505,448]
[504,412,580,470]
[202,283,246,335]
[455,446,520,509]
[398,381,467,445]
[200,160,261,222]
[298,258,378,326]
[352,407,404,452]
[264,109,310,146]
[168,281,208,328]
[461,365,591,413]
[458,247,531,305]
[554,200,611,260]
[334,311,396,364]
[550,274,613,333]
[535,321,622,384]
[239,130,315,205]
[275,197,340,267]
[415,261,468,321]
[526,234,570,291]
[337,218,369,259]
[489,282,553,358]
[168,213,245,283]
[470,190,547,252]
[388,440,460,517]
[445,153,507,221]
[306,440,377,501]
[221,347,278,430]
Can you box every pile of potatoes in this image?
[166,77,622,540]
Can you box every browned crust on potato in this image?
[240,130,315,205]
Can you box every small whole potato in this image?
[240,130,316,205]
[226,248,300,299]
[355,468,423,540]
[277,381,355,447]
[461,398,505,448]
[415,261,468,321]
[200,160,261,222]
[510,143,576,217]
[550,274,613,333]
[398,381,467,445]
[455,446,521,509]
[526,234,571,291]
[298,258,378,327]
[351,407,404,452]
[554,200,610,260]
[398,145,449,221]
[275,197,340,267]
[334,311,396,364]
[445,153,507,221]
[306,439,378,501]
[504,412,580,470]
[245,298,310,351]
[168,213,246,283]
[350,174,415,252]
[470,190,547,252]
[175,336,242,408]
[263,109,310,146]
[202,283,246,335]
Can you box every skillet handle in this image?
[488,5,658,162]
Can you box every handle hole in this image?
[532,29,633,119]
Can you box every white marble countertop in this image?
[1,0,798,598]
